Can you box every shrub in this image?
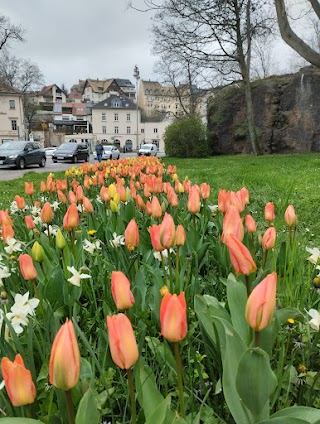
[164,115,209,157]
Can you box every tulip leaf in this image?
[226,273,251,345]
[266,406,320,423]
[75,388,100,424]
[145,394,172,424]
[0,420,43,423]
[236,347,277,422]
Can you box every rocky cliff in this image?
[207,66,320,154]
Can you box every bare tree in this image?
[275,0,320,67]
[130,0,274,154]
[251,38,281,79]
[0,14,24,51]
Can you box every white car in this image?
[44,147,56,157]
[138,143,158,156]
[93,145,120,160]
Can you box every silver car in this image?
[93,145,120,160]
[138,143,158,156]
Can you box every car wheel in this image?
[53,160,57,163]
[117,154,120,159]
[85,155,89,162]
[39,157,46,167]
[18,158,26,169]
[73,155,78,164]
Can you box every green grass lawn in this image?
[1,153,320,244]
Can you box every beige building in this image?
[0,80,25,143]
[31,84,67,105]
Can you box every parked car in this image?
[52,143,89,163]
[0,140,46,169]
[44,147,56,157]
[93,145,120,161]
[138,143,158,156]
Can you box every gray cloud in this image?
[1,0,157,89]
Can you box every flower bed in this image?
[0,156,319,424]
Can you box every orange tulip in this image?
[57,190,67,204]
[25,215,35,229]
[14,195,25,210]
[100,186,110,202]
[245,272,277,331]
[40,181,46,193]
[239,186,250,206]
[49,319,81,390]
[24,182,34,196]
[200,183,210,200]
[160,292,188,342]
[284,205,298,227]
[187,186,201,214]
[159,213,176,249]
[41,202,53,224]
[149,224,164,252]
[264,202,275,223]
[106,313,139,369]
[135,194,145,211]
[175,224,186,246]
[262,227,276,250]
[229,191,245,213]
[218,189,230,213]
[226,234,257,275]
[19,254,37,280]
[111,271,135,310]
[245,215,257,233]
[221,205,244,244]
[75,186,84,203]
[2,224,14,243]
[68,190,77,204]
[124,219,139,251]
[63,203,79,231]
[1,354,36,406]
[83,196,94,213]
[148,197,162,218]
[0,209,12,226]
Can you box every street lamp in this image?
[133,65,140,151]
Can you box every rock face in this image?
[207,66,320,154]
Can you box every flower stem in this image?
[160,251,167,287]
[127,368,136,424]
[64,389,75,424]
[254,330,260,347]
[245,275,251,297]
[167,249,174,293]
[173,342,185,418]
[176,246,180,292]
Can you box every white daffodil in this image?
[4,238,22,255]
[110,233,125,248]
[6,311,29,334]
[33,216,42,226]
[0,380,4,390]
[76,204,83,213]
[0,309,3,332]
[96,196,103,204]
[67,266,91,287]
[51,201,60,211]
[0,265,11,287]
[10,292,39,317]
[306,247,320,265]
[83,239,102,254]
[307,309,320,331]
[208,204,219,213]
[30,206,41,216]
[44,225,59,236]
[9,201,19,214]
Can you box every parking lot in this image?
[0,152,165,181]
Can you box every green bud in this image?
[56,229,66,250]
[31,241,45,263]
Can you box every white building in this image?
[0,79,25,143]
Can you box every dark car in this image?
[52,143,89,163]
[0,140,46,169]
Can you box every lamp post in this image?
[133,65,140,152]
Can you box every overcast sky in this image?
[1,1,314,91]
[1,0,158,89]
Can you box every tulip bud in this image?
[160,292,188,342]
[1,354,36,406]
[111,271,135,310]
[159,213,175,249]
[226,235,257,275]
[83,196,94,214]
[15,195,25,210]
[284,205,298,227]
[49,319,81,390]
[57,190,67,204]
[187,186,201,214]
[221,205,244,244]
[149,225,164,252]
[200,183,210,200]
[63,203,79,231]
[19,254,37,280]
[55,229,66,250]
[124,219,139,252]
[2,224,14,244]
[76,186,84,203]
[31,241,45,263]
[175,224,186,247]
[261,227,276,250]
[106,314,139,369]
[264,202,275,223]
[245,215,257,233]
[41,202,53,224]
[24,182,34,196]
[24,215,35,230]
[218,189,231,213]
[245,272,277,331]
[110,199,119,213]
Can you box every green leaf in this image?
[145,394,172,424]
[236,347,277,422]
[0,419,43,424]
[75,389,100,424]
[226,273,250,345]
[269,406,320,423]
[258,418,309,424]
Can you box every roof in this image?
[83,78,125,95]
[92,95,137,110]
[115,79,134,87]
[0,79,21,95]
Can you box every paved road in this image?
[0,152,165,181]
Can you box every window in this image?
[126,113,131,121]
[141,128,145,133]
[127,127,131,134]
[115,126,119,134]
[9,100,15,109]
[114,113,119,121]
[102,113,106,121]
[154,128,158,133]
[11,120,17,131]
[102,126,106,134]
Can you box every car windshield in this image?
[141,144,153,149]
[0,141,27,150]
[103,146,113,151]
[56,143,76,151]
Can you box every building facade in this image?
[0,80,25,143]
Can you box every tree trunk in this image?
[243,77,260,155]
[275,0,320,68]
